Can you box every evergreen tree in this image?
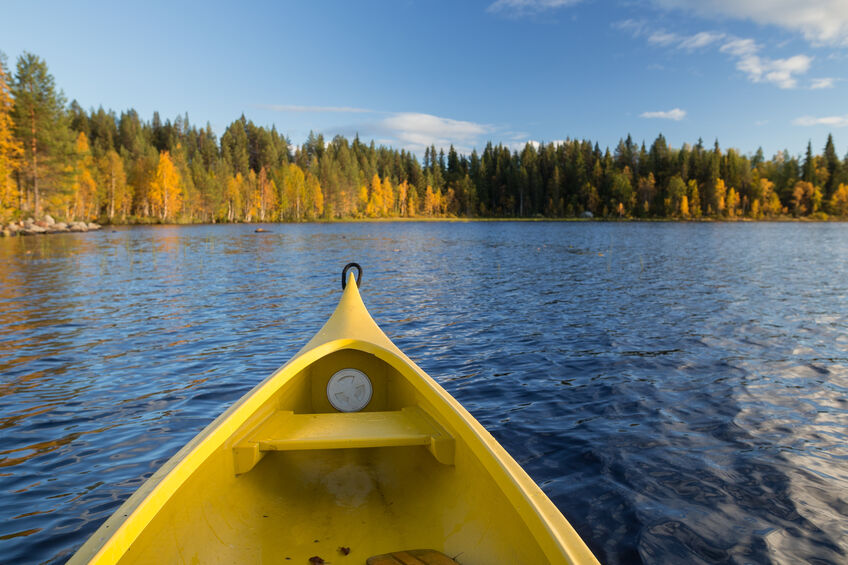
[823,134,841,198]
[11,52,71,216]
[221,118,250,176]
[802,140,814,183]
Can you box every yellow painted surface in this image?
[69,274,599,565]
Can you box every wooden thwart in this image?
[367,549,460,565]
[233,406,454,474]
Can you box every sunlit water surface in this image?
[1,222,846,564]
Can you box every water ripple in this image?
[1,222,847,563]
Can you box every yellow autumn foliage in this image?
[0,57,22,222]
[149,151,182,221]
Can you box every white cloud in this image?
[487,0,582,15]
[379,113,490,148]
[640,108,687,120]
[718,38,821,89]
[613,19,646,34]
[647,29,727,50]
[652,0,848,46]
[680,31,726,49]
[793,114,848,127]
[342,112,494,155]
[262,104,375,113]
[619,18,821,90]
[719,37,758,57]
[287,109,494,155]
[618,20,725,51]
[810,77,835,89]
[648,31,680,46]
[727,47,812,89]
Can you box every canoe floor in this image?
[113,348,553,564]
[117,445,548,564]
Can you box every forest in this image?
[2,51,848,226]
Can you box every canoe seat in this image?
[233,406,454,474]
[367,549,460,565]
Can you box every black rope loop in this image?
[341,262,362,289]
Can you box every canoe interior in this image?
[114,347,550,564]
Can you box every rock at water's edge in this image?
[1,217,101,235]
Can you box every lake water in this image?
[1,221,846,564]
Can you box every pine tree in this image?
[823,134,841,198]
[802,141,814,183]
[12,52,71,216]
[221,118,250,176]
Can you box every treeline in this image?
[2,51,848,225]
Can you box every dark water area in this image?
[0,221,846,564]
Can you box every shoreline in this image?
[1,216,102,237]
[3,214,846,236]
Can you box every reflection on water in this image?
[1,222,847,564]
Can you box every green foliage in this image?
[11,51,72,216]
[1,50,847,224]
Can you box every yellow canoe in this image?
[70,265,599,565]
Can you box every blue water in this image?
[1,222,846,564]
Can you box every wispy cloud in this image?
[619,19,725,51]
[647,29,726,49]
[648,31,680,46]
[652,0,848,47]
[793,114,848,127]
[640,108,687,121]
[487,0,582,16]
[679,31,726,49]
[261,104,377,114]
[810,77,835,89]
[327,111,495,155]
[617,20,819,89]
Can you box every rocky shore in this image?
[1,215,102,237]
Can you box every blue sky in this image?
[2,0,847,159]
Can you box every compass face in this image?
[327,368,373,412]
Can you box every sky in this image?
[2,0,847,159]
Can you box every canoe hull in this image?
[70,278,598,564]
